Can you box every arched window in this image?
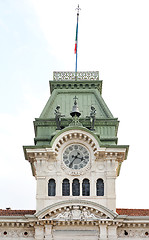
[82,179,90,196]
[48,179,56,196]
[96,178,104,196]
[72,178,80,196]
[62,178,70,196]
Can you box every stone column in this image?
[80,179,82,196]
[108,225,117,239]
[44,224,53,240]
[34,225,44,240]
[99,224,107,240]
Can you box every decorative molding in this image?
[35,200,117,220]
[52,130,99,175]
[24,148,57,176]
[94,148,126,162]
[50,127,101,148]
[50,81,102,94]
[53,71,99,81]
[117,228,149,238]
[61,162,91,176]
[0,222,34,228]
[25,148,57,163]
[0,228,34,238]
[54,132,97,154]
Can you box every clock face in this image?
[63,144,89,170]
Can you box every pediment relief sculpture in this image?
[43,206,109,221]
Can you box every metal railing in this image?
[53,71,99,81]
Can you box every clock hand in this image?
[80,157,85,161]
[69,152,80,168]
[75,156,85,161]
[69,155,77,168]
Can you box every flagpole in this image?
[75,13,78,76]
[75,5,81,81]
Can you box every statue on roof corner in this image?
[54,105,65,130]
[90,105,96,130]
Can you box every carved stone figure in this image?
[81,208,99,220]
[52,206,100,221]
[54,208,71,220]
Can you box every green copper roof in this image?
[32,71,119,146]
[40,89,113,119]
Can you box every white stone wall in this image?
[117,227,149,239]
[52,225,99,240]
[31,130,121,212]
[1,224,149,239]
[0,227,34,239]
[35,156,116,213]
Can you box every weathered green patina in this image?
[33,71,120,146]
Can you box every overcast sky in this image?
[0,0,149,210]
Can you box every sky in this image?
[0,0,149,210]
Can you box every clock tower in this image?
[24,71,129,239]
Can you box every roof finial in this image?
[76,4,81,15]
[70,96,81,118]
[73,95,78,105]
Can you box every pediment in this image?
[35,200,118,222]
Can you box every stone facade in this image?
[1,71,149,239]
[25,129,126,212]
[1,212,149,239]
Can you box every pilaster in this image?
[44,224,53,240]
[36,176,46,212]
[70,179,72,196]
[91,171,96,196]
[107,225,117,239]
[99,224,107,240]
[106,158,116,211]
[57,175,61,196]
[34,225,44,240]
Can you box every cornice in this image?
[50,80,102,94]
[23,147,57,176]
[95,148,127,162]
[34,118,118,126]
[23,147,56,160]
[0,213,149,228]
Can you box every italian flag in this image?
[74,17,78,54]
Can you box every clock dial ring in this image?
[63,144,90,170]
